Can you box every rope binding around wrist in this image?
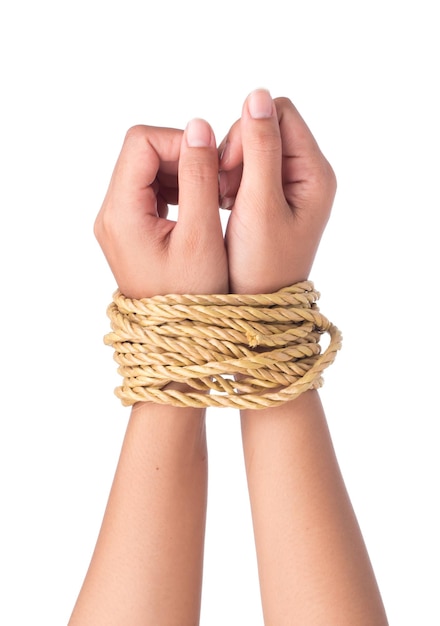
[104,281,342,409]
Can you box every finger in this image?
[105,125,183,219]
[218,163,243,209]
[274,97,322,159]
[176,118,222,236]
[274,97,337,213]
[218,119,243,209]
[218,119,242,171]
[238,89,286,211]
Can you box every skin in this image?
[219,91,335,293]
[69,119,225,626]
[68,91,388,625]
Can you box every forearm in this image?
[69,403,208,626]
[241,390,388,625]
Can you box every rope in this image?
[104,281,342,409]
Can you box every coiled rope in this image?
[104,281,342,409]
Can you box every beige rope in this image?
[104,281,342,409]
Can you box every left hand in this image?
[218,90,336,294]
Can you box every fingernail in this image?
[221,196,235,210]
[219,140,231,166]
[218,171,228,198]
[248,89,274,119]
[186,118,214,147]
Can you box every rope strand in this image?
[104,282,342,409]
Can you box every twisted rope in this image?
[104,281,342,409]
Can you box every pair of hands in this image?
[94,89,336,300]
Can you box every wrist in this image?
[129,401,207,460]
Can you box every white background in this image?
[1,1,439,624]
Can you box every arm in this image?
[69,404,208,626]
[220,90,388,624]
[240,394,387,625]
[69,119,228,626]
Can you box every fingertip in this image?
[220,196,235,210]
[185,118,216,148]
[245,88,275,120]
[219,139,231,167]
[218,119,242,170]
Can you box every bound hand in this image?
[95,119,228,299]
[219,90,336,294]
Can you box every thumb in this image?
[176,118,222,238]
[239,89,285,212]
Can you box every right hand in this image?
[218,89,337,294]
[94,120,228,300]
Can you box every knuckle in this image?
[247,127,281,154]
[319,157,337,197]
[308,159,337,216]
[274,96,294,110]
[124,124,148,144]
[93,210,108,243]
[93,204,117,244]
[309,153,337,190]
[180,157,218,185]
